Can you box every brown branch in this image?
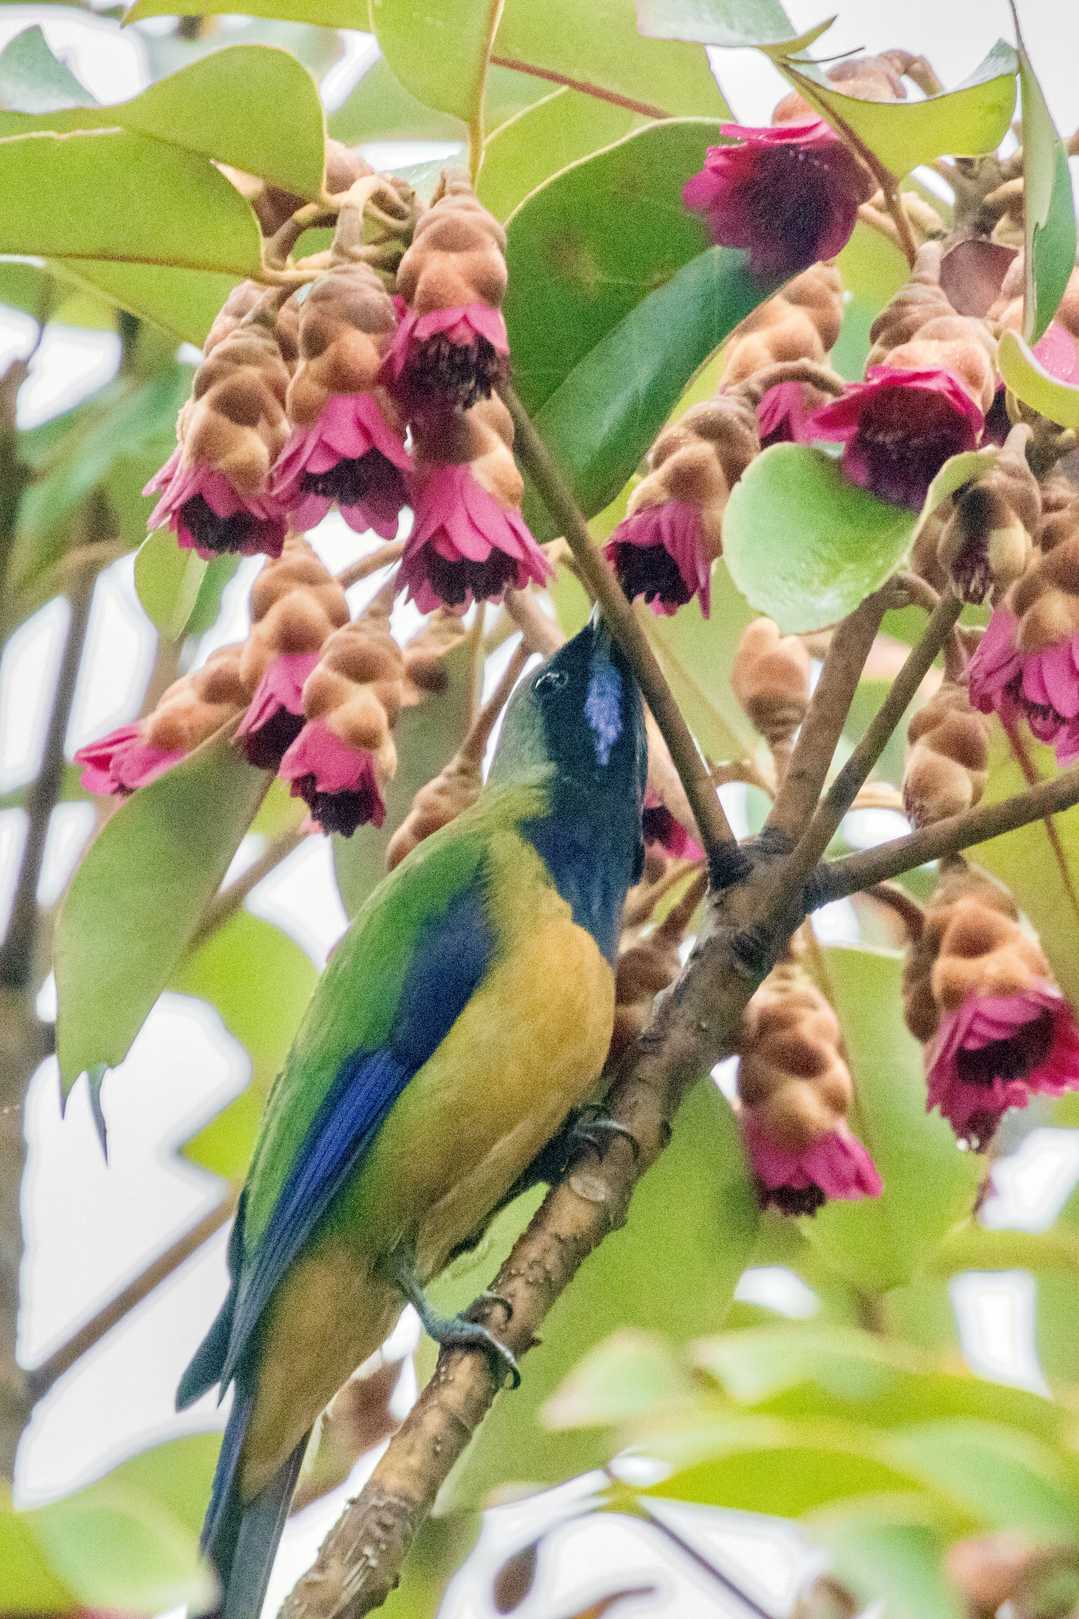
[189,826,308,953]
[489,55,670,120]
[861,882,925,941]
[336,542,405,591]
[819,764,1079,900]
[26,1194,236,1401]
[500,381,738,866]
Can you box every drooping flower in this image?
[236,651,320,771]
[683,120,872,278]
[743,1115,882,1215]
[968,609,1079,765]
[605,502,711,617]
[808,366,985,509]
[271,391,410,537]
[401,462,550,612]
[381,303,509,417]
[74,725,183,798]
[279,718,386,836]
[756,380,820,446]
[145,450,288,560]
[927,988,1079,1150]
[641,788,704,862]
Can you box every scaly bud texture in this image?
[724,263,844,445]
[731,617,812,745]
[937,428,1040,603]
[903,682,990,827]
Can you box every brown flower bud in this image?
[1007,524,1079,653]
[144,643,250,755]
[772,52,907,124]
[629,390,760,559]
[731,617,812,745]
[723,264,844,385]
[301,598,405,776]
[385,749,482,871]
[869,242,997,413]
[413,392,524,510]
[737,963,854,1151]
[937,428,1039,603]
[397,169,507,318]
[238,140,373,237]
[402,609,469,697]
[903,682,990,827]
[607,873,705,1063]
[286,261,401,428]
[180,315,291,495]
[1035,475,1079,553]
[240,534,350,691]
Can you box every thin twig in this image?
[633,1502,777,1619]
[819,764,1079,900]
[489,54,670,119]
[861,882,925,940]
[499,381,738,867]
[189,826,308,952]
[26,1194,236,1400]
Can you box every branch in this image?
[26,1194,236,1401]
[336,542,405,591]
[499,382,740,872]
[189,826,308,952]
[488,55,670,120]
[818,764,1079,900]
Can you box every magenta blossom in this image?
[683,119,872,279]
[271,393,410,537]
[400,463,551,612]
[808,366,985,510]
[278,719,385,837]
[74,725,184,798]
[641,789,705,862]
[236,652,319,771]
[604,501,712,617]
[145,450,287,559]
[757,381,819,447]
[927,988,1079,1149]
[381,303,509,414]
[743,1115,882,1216]
[968,608,1079,764]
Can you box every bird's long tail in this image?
[202,1379,309,1619]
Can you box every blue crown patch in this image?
[584,660,623,766]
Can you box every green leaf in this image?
[885,1420,1079,1539]
[431,1081,759,1507]
[648,565,759,761]
[0,25,94,112]
[477,88,644,222]
[495,0,730,118]
[334,639,474,917]
[543,1330,700,1431]
[723,446,996,633]
[126,0,364,25]
[970,725,1079,1010]
[134,532,208,641]
[55,259,244,347]
[0,46,326,199]
[0,1488,76,1613]
[998,327,1079,427]
[636,0,833,56]
[1014,13,1076,342]
[55,727,269,1095]
[176,909,317,1181]
[781,41,1018,179]
[812,1498,966,1619]
[371,0,500,145]
[331,56,550,147]
[802,946,982,1293]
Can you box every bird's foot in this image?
[387,1253,521,1388]
[565,1102,640,1164]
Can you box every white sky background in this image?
[3,2,1079,1615]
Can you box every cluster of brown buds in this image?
[902,864,1079,1149]
[143,166,550,618]
[903,682,989,827]
[731,616,812,750]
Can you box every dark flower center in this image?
[408,334,503,411]
[182,494,255,554]
[746,149,840,274]
[642,803,676,847]
[241,706,304,771]
[963,1112,1000,1153]
[854,391,972,510]
[955,1009,1055,1085]
[764,1181,827,1217]
[301,449,407,511]
[290,775,380,837]
[609,539,690,610]
[423,544,517,608]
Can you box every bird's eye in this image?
[533,668,568,696]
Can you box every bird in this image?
[178,614,647,1619]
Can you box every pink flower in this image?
[236,652,319,770]
[270,393,410,537]
[145,450,287,559]
[641,789,704,862]
[743,1115,883,1215]
[683,120,872,278]
[604,501,712,617]
[278,719,385,837]
[381,303,509,414]
[927,988,1079,1149]
[808,366,985,509]
[968,608,1079,764]
[74,725,184,798]
[400,463,552,612]
[1034,319,1079,386]
[757,381,819,447]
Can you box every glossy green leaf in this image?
[431,1081,759,1507]
[134,532,208,640]
[812,1499,966,1619]
[724,446,996,632]
[802,947,982,1293]
[126,0,363,24]
[998,327,1079,427]
[331,56,549,147]
[1015,14,1076,342]
[100,1433,219,1538]
[56,259,244,347]
[637,0,833,55]
[177,908,317,1181]
[496,0,730,118]
[0,46,325,198]
[55,728,269,1094]
[334,639,474,917]
[477,88,643,222]
[0,1488,76,1613]
[544,1330,699,1431]
[0,25,94,112]
[886,1420,1079,1538]
[781,41,1017,180]
[371,0,500,142]
[971,726,1079,1009]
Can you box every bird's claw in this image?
[566,1103,640,1164]
[434,1310,521,1389]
